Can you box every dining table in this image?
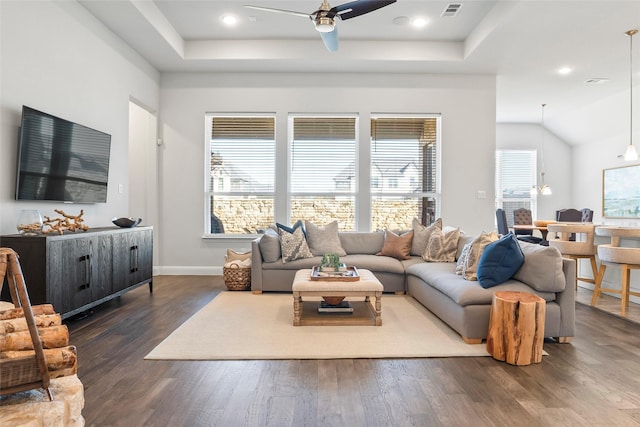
[512,221,556,242]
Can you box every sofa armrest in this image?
[554,258,576,338]
[251,237,263,293]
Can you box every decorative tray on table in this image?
[310,266,360,281]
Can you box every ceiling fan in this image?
[245,0,397,52]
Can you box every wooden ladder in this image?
[0,247,52,400]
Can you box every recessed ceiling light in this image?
[393,16,410,25]
[557,67,573,75]
[411,17,428,28]
[222,15,238,26]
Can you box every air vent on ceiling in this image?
[585,78,609,85]
[442,3,462,17]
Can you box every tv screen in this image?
[15,106,111,203]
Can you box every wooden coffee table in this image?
[292,268,383,326]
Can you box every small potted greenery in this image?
[320,252,346,272]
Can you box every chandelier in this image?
[531,103,552,195]
[624,29,639,161]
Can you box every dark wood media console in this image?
[1,226,153,319]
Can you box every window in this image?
[495,150,537,227]
[288,115,357,230]
[370,115,440,230]
[206,114,275,234]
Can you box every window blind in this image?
[495,150,537,225]
[290,116,357,194]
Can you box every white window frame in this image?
[204,113,276,237]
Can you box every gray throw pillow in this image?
[304,220,347,256]
[512,241,566,292]
[411,217,442,256]
[258,228,281,263]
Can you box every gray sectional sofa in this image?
[251,230,575,343]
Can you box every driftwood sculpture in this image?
[43,209,89,235]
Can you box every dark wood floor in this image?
[66,276,640,427]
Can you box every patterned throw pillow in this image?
[278,226,313,263]
[410,217,442,256]
[455,241,473,275]
[376,230,414,260]
[422,227,460,262]
[305,220,347,256]
[462,231,499,281]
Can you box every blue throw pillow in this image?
[276,219,306,237]
[477,233,525,288]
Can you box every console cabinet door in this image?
[48,238,93,314]
[112,229,152,292]
[90,234,113,301]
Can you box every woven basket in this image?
[223,263,251,291]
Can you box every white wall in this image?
[0,1,159,235]
[158,73,497,274]
[573,139,640,303]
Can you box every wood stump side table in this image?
[486,291,546,366]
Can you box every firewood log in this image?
[1,345,77,371]
[0,314,62,335]
[0,304,56,320]
[0,324,69,351]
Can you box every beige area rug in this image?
[145,292,491,360]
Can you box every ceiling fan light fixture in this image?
[315,17,335,32]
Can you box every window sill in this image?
[201,234,261,241]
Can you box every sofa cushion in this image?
[411,217,442,256]
[258,229,281,263]
[305,220,347,257]
[477,234,525,288]
[512,241,566,292]
[339,232,384,255]
[279,227,313,263]
[462,231,499,281]
[406,262,556,306]
[422,227,460,262]
[342,254,406,274]
[377,230,414,260]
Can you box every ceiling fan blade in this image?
[244,5,310,19]
[320,28,339,52]
[331,0,396,20]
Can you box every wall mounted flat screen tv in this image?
[16,106,111,203]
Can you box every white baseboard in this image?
[153,266,223,276]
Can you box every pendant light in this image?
[531,103,552,195]
[624,29,639,161]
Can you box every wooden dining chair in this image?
[592,227,640,317]
[546,223,598,290]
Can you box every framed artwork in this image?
[602,164,640,218]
